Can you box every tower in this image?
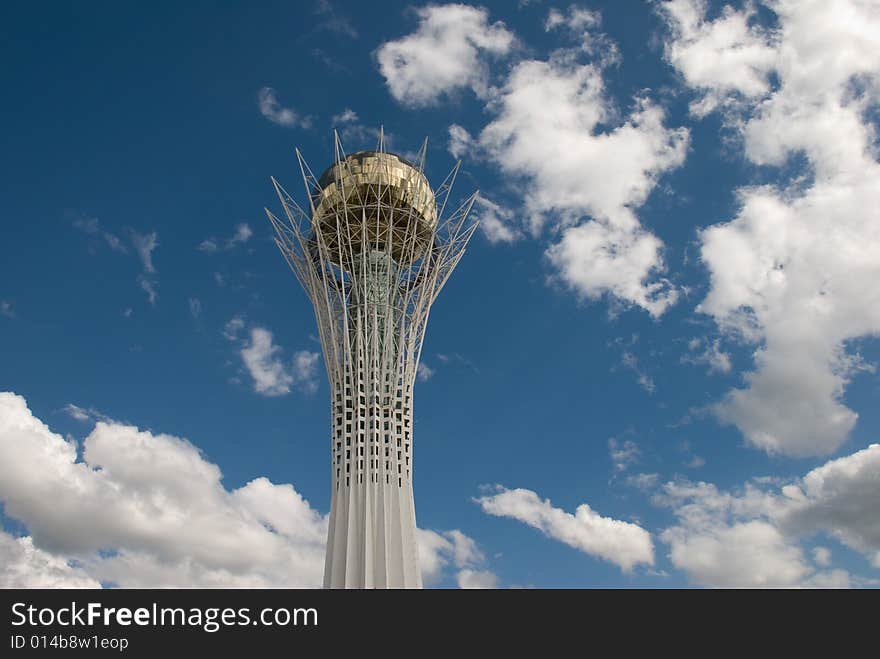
[267,132,478,588]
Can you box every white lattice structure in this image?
[266,132,478,588]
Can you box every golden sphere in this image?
[312,151,437,266]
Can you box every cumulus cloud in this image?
[387,8,686,315]
[258,87,311,129]
[660,0,778,117]
[238,327,320,396]
[376,4,515,106]
[661,0,880,456]
[477,47,688,315]
[653,443,880,586]
[0,532,100,588]
[476,486,654,572]
[0,391,327,587]
[0,301,13,318]
[780,444,880,568]
[416,528,498,588]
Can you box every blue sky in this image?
[1,0,879,588]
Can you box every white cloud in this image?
[72,217,127,254]
[609,437,640,472]
[478,50,688,316]
[291,350,321,394]
[417,362,435,382]
[241,328,294,396]
[331,108,358,125]
[1,301,14,318]
[654,443,880,586]
[137,275,158,306]
[131,231,158,274]
[199,223,254,253]
[314,0,358,38]
[543,5,619,65]
[188,297,202,319]
[0,532,100,588]
[130,231,159,305]
[227,223,253,248]
[447,123,476,159]
[416,528,498,587]
[223,315,245,341]
[682,337,732,374]
[685,455,706,469]
[233,325,320,396]
[258,87,311,129]
[476,486,654,572]
[457,568,498,589]
[662,515,814,588]
[64,403,91,422]
[779,444,880,568]
[619,351,656,394]
[813,546,832,567]
[0,392,327,587]
[659,0,778,116]
[662,0,880,456]
[63,403,111,424]
[473,193,520,244]
[626,472,659,491]
[376,4,515,106]
[545,6,600,32]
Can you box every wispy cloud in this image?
[137,275,157,306]
[620,351,655,395]
[130,231,157,274]
[682,338,732,374]
[608,437,641,473]
[314,0,358,38]
[72,216,127,254]
[416,362,435,382]
[62,403,112,424]
[128,230,159,305]
[258,87,311,129]
[198,223,254,253]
